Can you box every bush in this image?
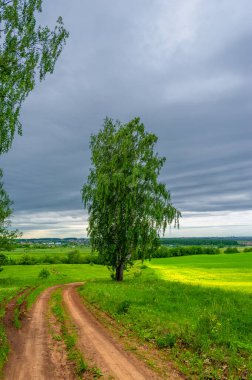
[67,250,82,264]
[38,268,50,279]
[140,264,148,269]
[152,245,220,259]
[40,255,59,264]
[133,269,142,278]
[19,254,37,265]
[156,333,176,348]
[224,247,239,254]
[0,254,8,266]
[117,300,131,314]
[243,247,252,252]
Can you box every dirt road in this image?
[62,283,162,380]
[4,283,182,380]
[4,285,62,380]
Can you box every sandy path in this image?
[63,283,162,380]
[4,285,61,380]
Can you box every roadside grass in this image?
[50,289,89,377]
[79,266,252,379]
[0,287,20,374]
[149,252,252,292]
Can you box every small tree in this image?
[0,0,69,154]
[82,117,180,281]
[0,169,19,263]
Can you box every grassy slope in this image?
[79,254,252,379]
[149,252,252,292]
[1,252,252,378]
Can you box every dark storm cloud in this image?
[1,0,252,236]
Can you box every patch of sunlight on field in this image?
[150,260,252,292]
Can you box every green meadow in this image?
[1,249,252,378]
[2,246,92,263]
[149,252,252,292]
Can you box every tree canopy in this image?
[82,117,180,281]
[0,0,69,154]
[0,169,19,254]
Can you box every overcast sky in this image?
[1,0,252,238]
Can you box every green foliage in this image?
[160,237,240,246]
[82,117,180,280]
[0,253,7,273]
[0,170,19,259]
[0,0,69,153]
[0,253,7,265]
[19,254,37,265]
[38,268,50,279]
[2,246,106,265]
[243,247,252,252]
[224,247,239,254]
[152,245,220,258]
[117,300,131,314]
[156,333,176,348]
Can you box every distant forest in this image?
[160,237,252,246]
[16,237,252,247]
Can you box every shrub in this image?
[133,269,142,278]
[0,254,8,266]
[67,250,81,264]
[117,300,131,314]
[243,247,252,252]
[38,268,50,279]
[156,333,176,348]
[19,254,37,265]
[40,255,59,264]
[224,247,239,254]
[140,264,148,269]
[152,245,220,259]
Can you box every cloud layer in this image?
[1,0,252,237]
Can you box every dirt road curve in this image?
[4,283,181,380]
[63,283,161,380]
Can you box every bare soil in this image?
[63,283,163,380]
[4,285,64,380]
[4,283,184,380]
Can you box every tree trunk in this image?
[115,263,124,281]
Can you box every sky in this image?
[1,0,252,238]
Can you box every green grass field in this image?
[149,252,252,292]
[79,253,252,379]
[3,246,91,258]
[1,250,252,379]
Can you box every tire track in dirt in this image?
[4,284,63,380]
[63,283,169,380]
[4,283,182,380]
